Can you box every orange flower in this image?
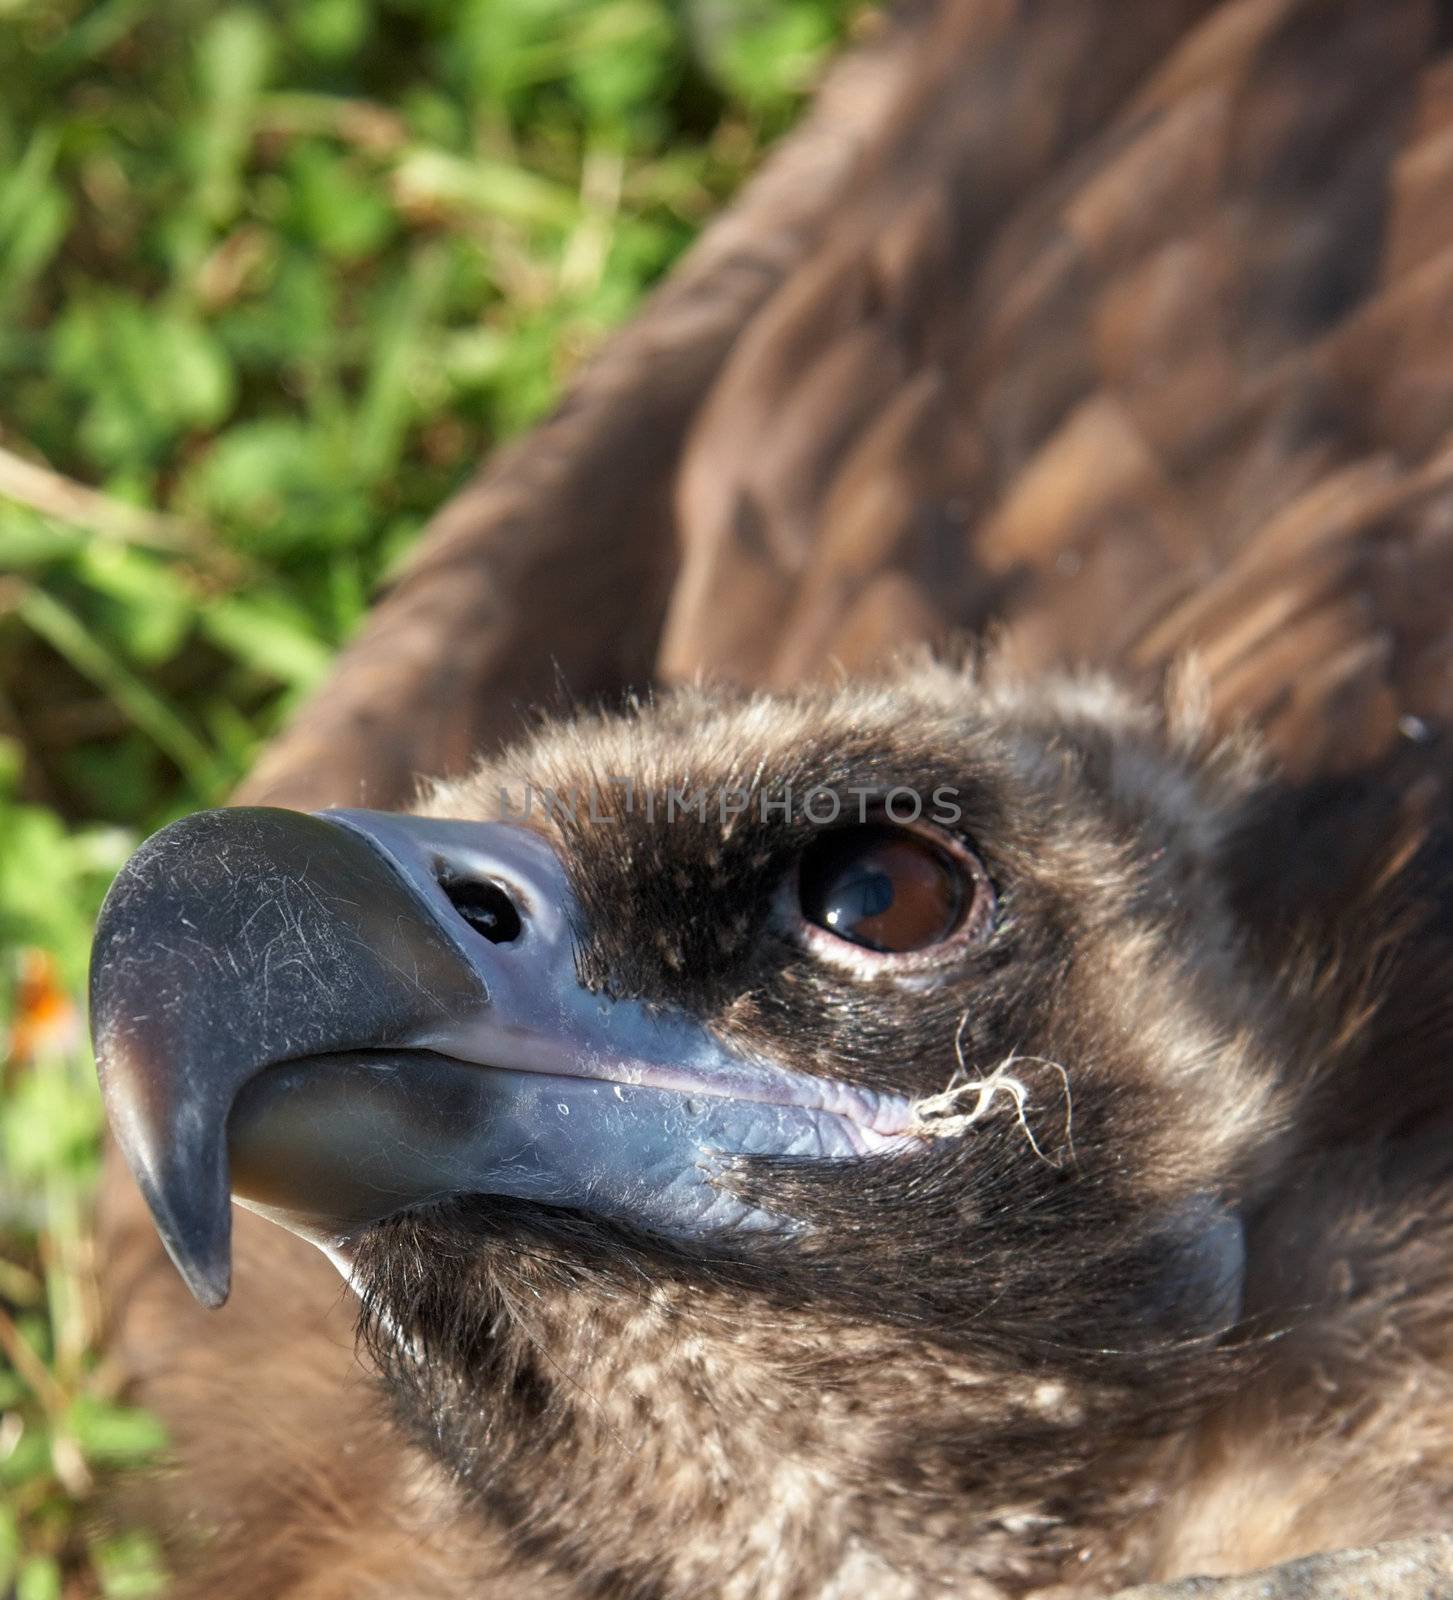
[7,948,81,1067]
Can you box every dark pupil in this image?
[799,826,964,953]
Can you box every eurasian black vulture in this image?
[90,2,1453,1595]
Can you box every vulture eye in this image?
[797,824,990,955]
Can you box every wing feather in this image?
[661,0,1453,784]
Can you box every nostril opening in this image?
[439,874,523,944]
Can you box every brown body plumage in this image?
[98,2,1453,1596]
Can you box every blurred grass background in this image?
[0,1,855,1591]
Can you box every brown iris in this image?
[798,824,979,954]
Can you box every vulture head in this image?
[89,656,1331,1594]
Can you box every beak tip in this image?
[161,1231,232,1309]
[140,1176,234,1310]
[188,1268,232,1311]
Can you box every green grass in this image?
[0,1,855,1590]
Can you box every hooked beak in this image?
[90,807,911,1308]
